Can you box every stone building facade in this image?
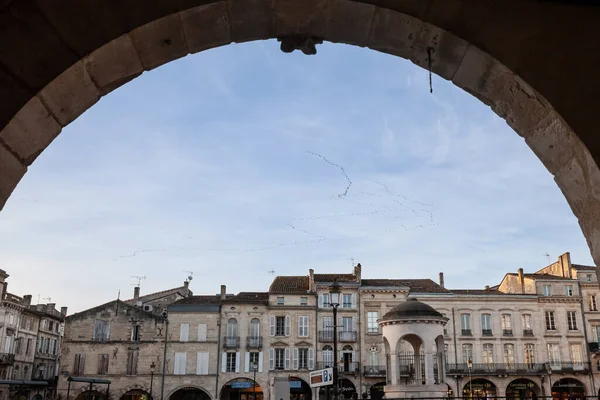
[58,252,600,400]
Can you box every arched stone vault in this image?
[1,0,600,263]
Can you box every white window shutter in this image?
[198,324,207,342]
[235,352,240,373]
[174,353,181,375]
[318,294,323,308]
[269,349,275,370]
[196,352,209,375]
[352,317,357,331]
[284,348,290,370]
[221,352,227,373]
[285,316,291,336]
[180,324,189,342]
[351,293,357,309]
[308,348,314,370]
[269,316,275,337]
[258,352,264,372]
[293,348,299,370]
[306,316,310,336]
[179,352,187,374]
[298,318,302,337]
[245,352,250,373]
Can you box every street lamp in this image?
[467,359,473,400]
[150,361,156,400]
[252,362,258,400]
[329,280,341,400]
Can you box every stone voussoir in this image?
[525,112,575,175]
[129,13,189,71]
[228,0,276,43]
[324,0,375,46]
[180,2,232,54]
[272,0,329,36]
[0,96,61,166]
[0,142,26,211]
[367,7,422,60]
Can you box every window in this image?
[543,285,552,296]
[226,352,237,372]
[132,325,141,341]
[180,323,190,341]
[97,354,109,375]
[570,344,583,364]
[587,274,593,282]
[277,297,284,305]
[196,352,209,375]
[525,344,535,367]
[341,317,354,340]
[298,316,309,337]
[594,326,600,343]
[227,319,238,337]
[504,344,515,366]
[48,321,54,331]
[545,311,556,330]
[482,344,494,365]
[93,320,110,341]
[126,350,138,375]
[298,348,309,369]
[567,311,578,330]
[275,316,286,336]
[462,344,473,363]
[275,349,285,370]
[25,339,31,356]
[342,294,352,308]
[322,294,330,308]
[73,354,86,375]
[367,312,379,333]
[502,314,513,335]
[522,314,533,334]
[547,343,561,366]
[249,352,260,369]
[29,319,34,331]
[481,314,492,335]
[566,285,574,296]
[174,352,187,375]
[322,345,333,366]
[52,339,57,355]
[461,314,471,335]
[249,319,260,338]
[300,297,308,306]
[15,338,21,354]
[590,295,598,311]
[198,323,207,342]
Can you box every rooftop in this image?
[124,285,192,305]
[508,273,576,281]
[314,273,357,283]
[572,264,596,271]
[269,276,310,293]
[361,279,450,293]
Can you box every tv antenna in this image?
[131,275,146,287]
[543,253,551,264]
[348,257,355,267]
[184,271,194,282]
[268,269,275,276]
[42,297,51,303]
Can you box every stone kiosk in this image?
[379,299,449,398]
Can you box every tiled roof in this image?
[361,279,450,293]
[314,274,357,283]
[172,295,222,305]
[572,264,596,270]
[451,289,506,295]
[269,276,310,293]
[124,286,191,304]
[225,292,269,303]
[508,273,576,281]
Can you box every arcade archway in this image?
[552,378,586,400]
[220,378,262,400]
[369,382,385,400]
[463,379,497,399]
[170,387,211,400]
[121,389,152,400]
[74,391,105,400]
[506,378,539,400]
[289,377,311,400]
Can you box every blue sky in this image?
[0,40,593,312]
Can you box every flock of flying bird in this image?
[112,151,437,261]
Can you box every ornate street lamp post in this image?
[467,358,473,400]
[150,361,156,400]
[329,280,341,400]
[252,362,258,400]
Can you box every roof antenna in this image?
[348,258,355,267]
[184,271,194,282]
[544,253,551,264]
[131,275,146,287]
[42,297,51,303]
[268,269,275,276]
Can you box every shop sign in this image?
[289,382,302,389]
[232,382,254,389]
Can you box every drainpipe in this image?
[451,307,459,396]
[357,288,363,397]
[578,281,596,395]
[215,306,223,400]
[160,315,169,400]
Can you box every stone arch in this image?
[167,386,212,400]
[552,378,587,396]
[1,1,599,266]
[398,333,423,353]
[463,378,498,399]
[218,378,263,400]
[116,384,151,400]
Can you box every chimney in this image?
[133,286,140,300]
[439,272,445,288]
[60,307,68,316]
[220,285,226,300]
[2,282,7,298]
[485,285,490,290]
[518,268,525,293]
[47,303,56,312]
[184,280,189,289]
[308,269,315,292]
[559,252,572,278]
[354,263,362,282]
[23,295,32,307]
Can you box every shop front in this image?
[220,379,263,400]
[368,382,385,400]
[318,379,356,400]
[120,389,151,400]
[289,378,311,400]
[463,379,497,399]
[506,379,539,400]
[170,387,211,400]
[552,378,586,400]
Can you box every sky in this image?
[0,40,593,313]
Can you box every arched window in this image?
[322,345,333,366]
[368,346,379,367]
[250,318,260,338]
[227,318,238,337]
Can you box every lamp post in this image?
[150,361,156,400]
[329,280,341,400]
[252,362,258,400]
[467,358,473,400]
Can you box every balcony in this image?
[35,351,58,360]
[363,365,386,377]
[316,362,360,374]
[503,329,513,336]
[446,363,545,375]
[461,329,472,336]
[223,336,239,349]
[0,353,14,365]
[339,331,357,342]
[523,329,534,337]
[319,331,334,342]
[548,362,590,372]
[481,329,493,336]
[246,336,262,349]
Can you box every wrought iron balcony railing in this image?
[0,353,15,365]
[446,363,545,375]
[246,336,262,349]
[223,336,240,349]
[363,365,386,377]
[318,330,357,342]
[316,362,360,374]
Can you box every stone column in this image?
[389,354,398,385]
[425,352,435,385]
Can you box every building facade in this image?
[58,252,600,400]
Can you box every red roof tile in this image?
[361,279,449,293]
[269,276,310,293]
